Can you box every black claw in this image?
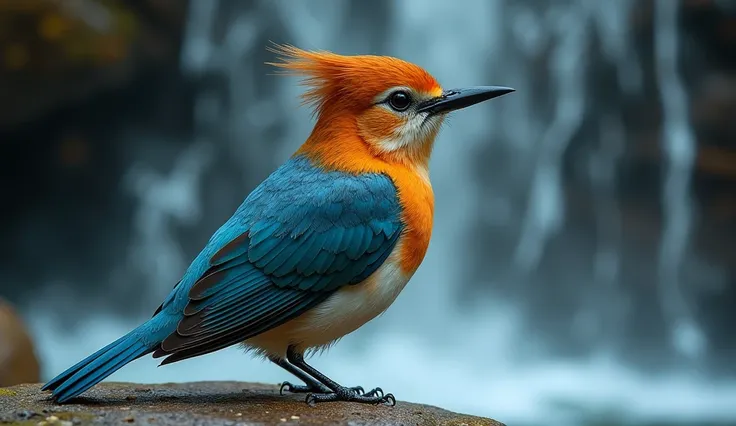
[301,387,396,406]
[364,387,384,398]
[383,393,396,407]
[305,393,318,407]
[279,382,291,396]
[280,381,369,397]
[280,381,331,394]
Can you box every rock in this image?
[0,381,503,426]
[0,299,41,387]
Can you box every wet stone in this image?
[0,381,504,426]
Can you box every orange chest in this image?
[390,168,434,274]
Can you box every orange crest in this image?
[266,43,442,117]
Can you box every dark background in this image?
[1,1,735,425]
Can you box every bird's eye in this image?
[388,91,412,112]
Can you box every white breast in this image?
[244,243,412,357]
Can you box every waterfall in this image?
[23,1,736,425]
[653,0,704,361]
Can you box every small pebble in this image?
[125,395,137,401]
[17,410,36,419]
[123,415,135,423]
[280,418,287,422]
[290,415,300,420]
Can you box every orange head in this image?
[267,44,514,171]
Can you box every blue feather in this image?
[43,313,176,403]
[266,234,312,276]
[345,227,366,259]
[43,154,406,400]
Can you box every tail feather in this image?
[42,318,169,403]
[41,337,124,392]
[53,339,150,403]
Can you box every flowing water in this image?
[22,1,736,425]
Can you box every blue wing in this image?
[152,155,403,364]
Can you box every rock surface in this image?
[0,299,41,387]
[0,381,504,426]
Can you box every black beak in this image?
[416,86,515,115]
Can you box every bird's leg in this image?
[286,346,395,406]
[270,356,367,396]
[269,356,330,394]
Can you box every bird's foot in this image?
[305,386,394,406]
[280,381,368,396]
[280,381,329,395]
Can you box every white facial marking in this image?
[374,86,444,154]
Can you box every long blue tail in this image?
[42,316,170,403]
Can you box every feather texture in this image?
[151,155,403,365]
[42,46,447,404]
[266,44,441,118]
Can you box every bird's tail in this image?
[42,315,171,403]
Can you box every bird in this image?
[42,44,514,406]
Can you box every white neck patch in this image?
[372,86,445,154]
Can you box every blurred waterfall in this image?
[583,113,626,348]
[123,141,214,303]
[22,1,736,426]
[653,0,704,361]
[513,0,589,271]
